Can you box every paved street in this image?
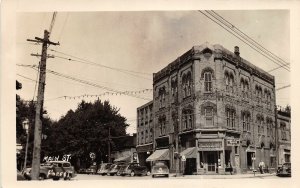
[46,173,284,181]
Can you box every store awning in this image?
[146,149,169,162]
[180,147,197,158]
[114,155,131,162]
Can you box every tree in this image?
[16,97,53,169]
[42,99,129,169]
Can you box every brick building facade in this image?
[137,43,277,174]
[277,107,291,165]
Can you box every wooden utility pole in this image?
[27,30,59,180]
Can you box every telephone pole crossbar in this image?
[27,30,59,180]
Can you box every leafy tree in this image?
[42,99,129,169]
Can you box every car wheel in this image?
[130,171,135,177]
[146,171,151,176]
[52,176,60,181]
[152,175,155,178]
[39,174,46,180]
[166,174,169,178]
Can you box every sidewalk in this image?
[170,173,276,179]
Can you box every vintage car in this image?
[97,163,112,175]
[23,161,76,180]
[276,162,291,177]
[86,165,97,175]
[151,161,169,178]
[118,162,149,177]
[17,169,26,181]
[107,164,121,176]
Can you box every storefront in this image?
[197,139,224,174]
[136,143,153,169]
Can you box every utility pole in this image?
[27,30,59,180]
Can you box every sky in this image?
[16,10,290,134]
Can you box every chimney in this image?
[234,46,240,56]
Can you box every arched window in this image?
[226,107,236,129]
[205,107,214,126]
[182,74,187,98]
[186,72,192,96]
[229,74,234,93]
[204,71,212,92]
[225,72,229,91]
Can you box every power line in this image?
[17,74,37,82]
[276,84,290,91]
[17,64,152,101]
[49,49,153,79]
[206,10,290,71]
[198,10,290,72]
[210,10,290,69]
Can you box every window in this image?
[226,108,235,129]
[204,72,212,92]
[205,107,213,126]
[171,78,178,101]
[182,72,192,98]
[229,74,234,93]
[182,109,193,130]
[242,112,251,131]
[257,115,264,135]
[242,113,246,131]
[158,87,166,108]
[281,123,287,140]
[150,128,153,139]
[141,132,144,144]
[145,130,148,142]
[159,116,166,136]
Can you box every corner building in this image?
[137,43,276,174]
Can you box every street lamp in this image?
[22,118,30,170]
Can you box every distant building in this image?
[137,43,278,174]
[277,107,291,165]
[112,134,138,164]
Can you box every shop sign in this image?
[226,139,240,146]
[198,141,223,150]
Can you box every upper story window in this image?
[241,78,249,98]
[266,117,273,137]
[226,107,236,129]
[150,128,153,140]
[242,111,251,131]
[225,71,235,93]
[171,78,178,102]
[182,72,192,98]
[201,68,214,93]
[145,130,148,143]
[158,87,166,109]
[205,107,214,127]
[280,122,287,140]
[255,85,263,103]
[141,131,144,144]
[159,116,166,136]
[257,115,264,135]
[182,109,193,130]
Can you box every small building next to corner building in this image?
[277,106,291,165]
[136,43,278,175]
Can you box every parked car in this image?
[277,162,291,177]
[97,163,112,176]
[17,169,26,181]
[107,164,121,176]
[116,164,127,176]
[23,161,76,180]
[77,168,88,174]
[151,161,169,178]
[86,165,97,175]
[118,162,149,177]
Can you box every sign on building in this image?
[226,139,240,146]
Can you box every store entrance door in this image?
[207,151,217,172]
